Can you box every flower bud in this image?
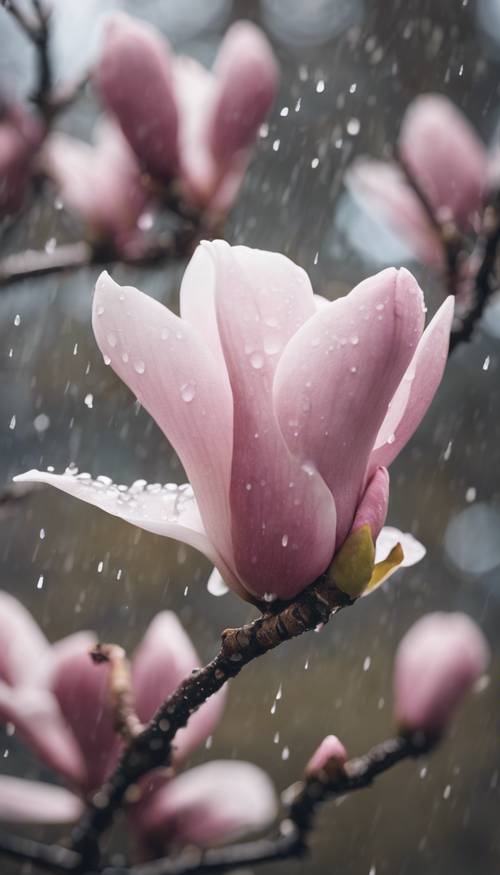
[393,612,489,738]
[95,12,179,181]
[305,735,347,779]
[399,94,487,228]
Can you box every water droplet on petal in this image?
[250,351,264,370]
[180,381,196,403]
[134,360,146,374]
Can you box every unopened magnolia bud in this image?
[305,735,347,780]
[393,612,489,738]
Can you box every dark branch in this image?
[102,734,434,875]
[397,150,465,296]
[70,581,352,866]
[0,831,81,873]
[449,190,500,353]
[0,230,197,286]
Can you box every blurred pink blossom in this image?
[17,242,453,601]
[393,612,490,737]
[41,120,150,254]
[0,103,43,216]
[95,13,278,214]
[0,592,276,846]
[347,94,489,267]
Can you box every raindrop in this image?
[263,335,282,355]
[96,306,104,316]
[250,351,265,370]
[36,575,44,590]
[103,355,111,366]
[281,534,289,547]
[465,487,476,503]
[272,139,281,151]
[84,394,93,409]
[107,332,117,347]
[316,79,325,93]
[363,656,371,671]
[483,355,490,371]
[13,314,20,326]
[34,413,50,433]
[179,381,197,403]
[134,360,146,374]
[281,746,290,760]
[347,117,361,135]
[9,415,16,430]
[386,432,395,444]
[97,561,103,573]
[350,335,359,346]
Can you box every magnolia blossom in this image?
[346,94,489,267]
[0,102,43,216]
[17,242,452,602]
[94,13,278,213]
[393,612,490,737]
[41,120,149,255]
[0,592,276,845]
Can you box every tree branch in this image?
[449,190,500,353]
[0,831,81,873]
[0,732,434,875]
[70,581,352,866]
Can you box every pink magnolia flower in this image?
[346,94,489,267]
[0,592,276,845]
[0,102,43,216]
[393,612,490,737]
[16,242,453,602]
[41,119,150,255]
[94,13,278,214]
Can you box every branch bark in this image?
[70,580,352,866]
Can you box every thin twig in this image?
[449,190,500,353]
[91,644,143,744]
[397,150,465,296]
[0,831,81,873]
[70,581,352,866]
[0,732,434,875]
[0,230,197,286]
[103,734,434,875]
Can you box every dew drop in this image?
[281,534,289,547]
[134,360,146,375]
[250,351,264,370]
[180,381,197,403]
[84,394,93,409]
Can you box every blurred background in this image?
[0,0,499,873]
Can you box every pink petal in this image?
[351,467,389,542]
[399,94,487,228]
[274,268,425,546]
[41,121,148,242]
[179,243,227,377]
[95,12,179,181]
[48,633,118,792]
[0,776,83,823]
[209,240,337,600]
[0,683,85,786]
[209,21,278,167]
[306,735,347,777]
[394,612,490,736]
[132,612,226,763]
[0,591,49,687]
[173,56,218,207]
[346,159,445,267]
[368,296,454,475]
[132,760,277,848]
[14,470,226,573]
[92,272,235,574]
